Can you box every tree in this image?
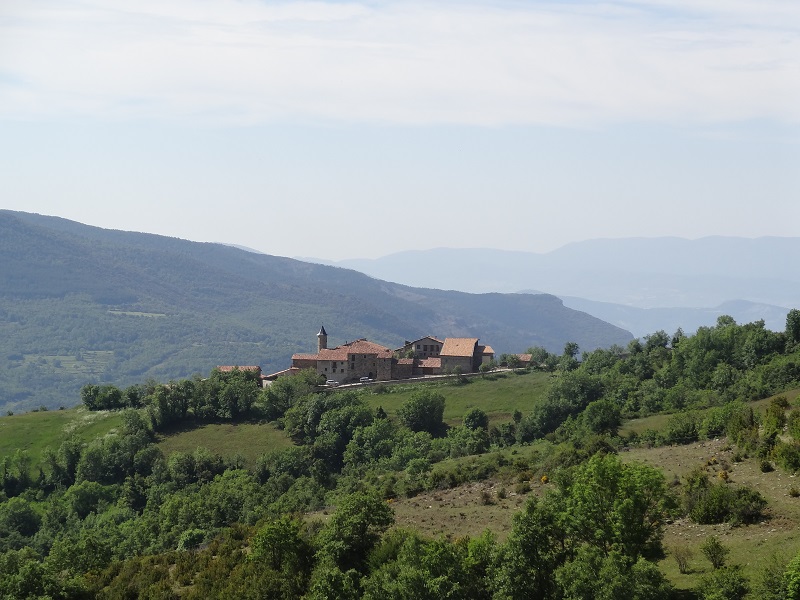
[560,453,669,560]
[250,516,313,575]
[554,546,671,600]
[786,550,800,600]
[463,407,489,431]
[696,565,749,600]
[493,496,565,600]
[787,309,800,348]
[397,390,445,435]
[316,492,394,573]
[581,399,621,435]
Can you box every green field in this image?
[0,407,123,462]
[362,370,551,426]
[156,421,294,465]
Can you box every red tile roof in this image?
[344,339,394,357]
[317,347,350,361]
[316,339,394,362]
[418,357,442,368]
[440,338,479,357]
[396,358,415,365]
[480,345,495,355]
[517,353,533,362]
[291,353,319,361]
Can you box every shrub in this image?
[663,411,699,445]
[700,535,730,570]
[696,565,749,600]
[774,442,800,473]
[671,544,694,575]
[684,469,766,525]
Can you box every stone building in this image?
[274,327,494,383]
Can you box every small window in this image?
[416,345,420,349]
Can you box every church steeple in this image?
[317,325,328,352]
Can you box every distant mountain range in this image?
[0,211,632,412]
[306,239,797,336]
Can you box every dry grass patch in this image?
[388,477,545,541]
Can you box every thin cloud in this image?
[0,0,797,125]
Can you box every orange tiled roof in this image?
[480,345,495,355]
[344,338,394,357]
[440,338,479,357]
[316,339,394,362]
[292,353,319,361]
[396,358,415,365]
[317,347,350,361]
[418,357,442,368]
[517,353,533,362]
[216,365,261,373]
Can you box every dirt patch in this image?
[389,479,543,541]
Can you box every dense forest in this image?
[3,312,800,599]
[0,210,633,413]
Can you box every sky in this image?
[1,0,798,260]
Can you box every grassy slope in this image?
[0,407,123,463]
[363,370,552,426]
[156,421,294,466]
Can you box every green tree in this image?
[397,390,446,435]
[493,496,565,600]
[787,308,800,348]
[560,453,669,560]
[555,546,671,600]
[786,550,800,600]
[316,492,394,573]
[696,565,749,600]
[463,407,489,431]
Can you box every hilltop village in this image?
[266,326,496,384]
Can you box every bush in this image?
[774,442,800,473]
[700,535,730,570]
[696,565,749,600]
[671,544,694,574]
[684,469,766,525]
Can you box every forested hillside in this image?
[0,210,632,413]
[2,314,800,598]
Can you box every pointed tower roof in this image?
[318,325,327,337]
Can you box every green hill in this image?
[0,210,632,412]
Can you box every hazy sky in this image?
[2,0,798,260]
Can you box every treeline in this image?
[80,367,264,428]
[509,312,800,445]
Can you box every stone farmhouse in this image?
[268,326,494,384]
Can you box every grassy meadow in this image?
[0,407,123,463]
[363,369,552,426]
